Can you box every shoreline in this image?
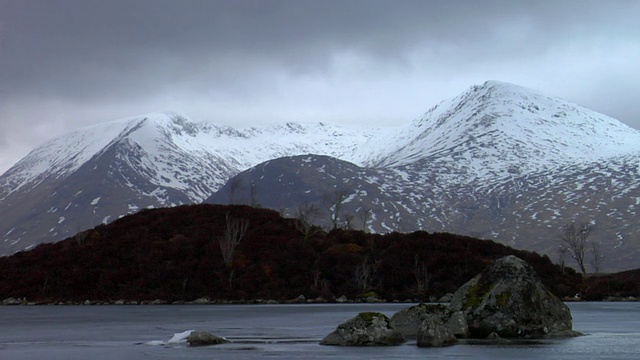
[2,295,638,306]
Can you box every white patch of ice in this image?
[144,329,195,346]
[168,330,194,344]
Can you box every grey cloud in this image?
[4,0,637,100]
[1,0,640,172]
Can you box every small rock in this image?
[186,331,228,347]
[2,297,21,305]
[113,299,125,305]
[321,312,405,346]
[335,295,348,303]
[192,297,211,304]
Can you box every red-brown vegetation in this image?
[0,204,583,303]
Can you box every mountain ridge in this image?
[1,80,639,271]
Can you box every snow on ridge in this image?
[3,81,640,201]
[0,115,149,195]
[373,81,640,177]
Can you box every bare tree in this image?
[357,207,372,232]
[343,214,354,230]
[354,256,377,294]
[414,255,431,297]
[590,241,604,274]
[218,213,249,288]
[324,189,348,230]
[557,245,568,275]
[295,202,322,240]
[559,221,594,275]
[311,268,322,291]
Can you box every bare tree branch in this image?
[559,221,593,275]
[324,189,348,230]
[218,213,249,289]
[590,241,604,274]
[357,207,372,233]
[354,256,377,294]
[414,255,431,297]
[295,202,321,240]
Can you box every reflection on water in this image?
[0,302,639,359]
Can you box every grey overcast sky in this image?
[1,0,639,173]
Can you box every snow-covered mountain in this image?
[1,113,380,203]
[206,81,640,271]
[2,80,640,271]
[370,81,640,181]
[0,112,380,254]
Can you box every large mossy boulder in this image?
[320,312,405,346]
[449,255,579,339]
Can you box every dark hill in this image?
[582,269,640,300]
[0,204,582,303]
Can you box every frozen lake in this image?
[1,302,639,359]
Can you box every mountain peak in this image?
[373,80,640,179]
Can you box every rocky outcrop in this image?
[186,331,228,346]
[449,255,579,338]
[390,303,448,338]
[325,255,579,349]
[443,311,469,339]
[416,319,457,347]
[390,303,469,340]
[320,312,405,346]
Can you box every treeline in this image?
[0,204,584,303]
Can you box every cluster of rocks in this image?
[321,256,582,347]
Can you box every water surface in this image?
[1,302,639,359]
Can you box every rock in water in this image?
[186,331,228,346]
[2,297,21,305]
[416,319,458,347]
[320,312,405,346]
[443,311,470,339]
[390,303,448,338]
[449,255,579,338]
